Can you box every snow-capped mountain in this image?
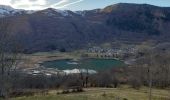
[0,5,22,17]
[0,5,35,17]
[0,5,89,18]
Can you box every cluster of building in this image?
[87,46,137,55]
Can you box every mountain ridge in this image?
[2,3,170,17]
[1,3,170,53]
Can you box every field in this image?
[12,86,170,100]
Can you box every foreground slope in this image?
[12,86,170,100]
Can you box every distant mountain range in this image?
[1,3,170,53]
[0,5,35,17]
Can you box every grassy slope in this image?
[12,86,170,100]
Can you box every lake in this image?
[41,58,124,72]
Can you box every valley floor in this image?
[12,86,170,100]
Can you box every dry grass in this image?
[12,86,170,100]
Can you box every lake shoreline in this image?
[17,52,128,76]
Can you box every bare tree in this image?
[132,46,170,100]
[0,17,21,99]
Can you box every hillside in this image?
[1,3,170,53]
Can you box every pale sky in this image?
[1,0,170,10]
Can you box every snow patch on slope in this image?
[75,11,86,16]
[42,8,72,17]
[55,9,70,16]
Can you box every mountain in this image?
[0,5,35,17]
[1,3,170,53]
[0,5,19,17]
